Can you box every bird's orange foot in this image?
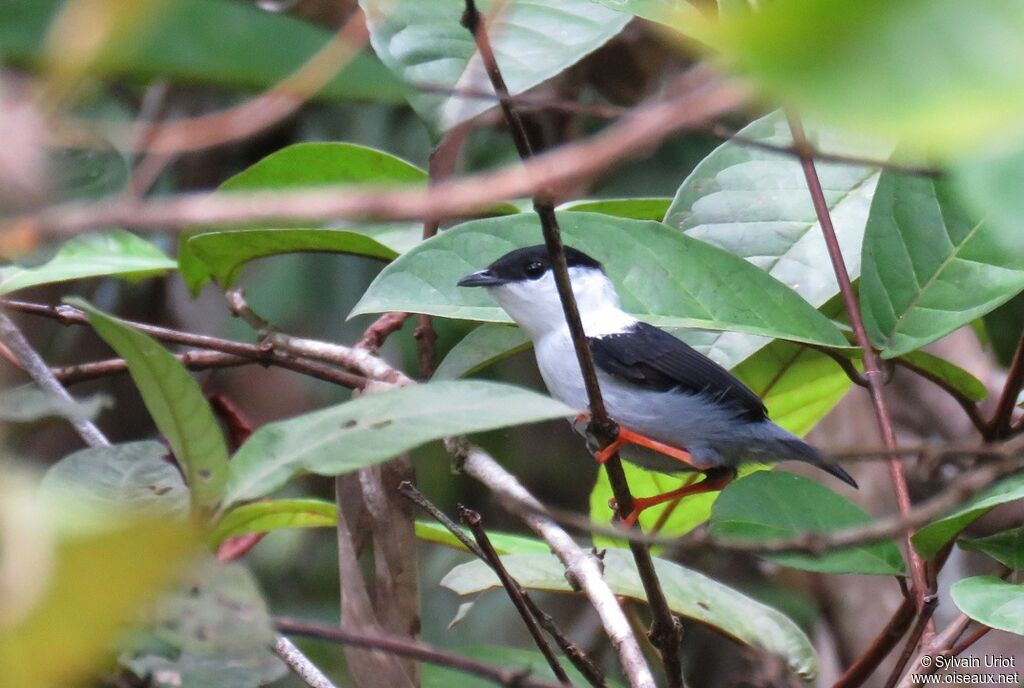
[593,424,696,468]
[610,467,736,528]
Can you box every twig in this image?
[460,506,572,686]
[276,619,567,688]
[273,635,339,688]
[786,113,928,610]
[12,72,747,238]
[399,482,608,688]
[0,312,108,447]
[459,4,685,685]
[882,595,939,688]
[450,438,657,688]
[833,597,915,688]
[3,299,369,389]
[356,312,410,353]
[950,625,992,656]
[412,82,627,119]
[52,350,249,385]
[988,334,1024,439]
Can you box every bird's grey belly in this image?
[534,332,755,473]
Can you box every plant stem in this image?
[274,636,339,688]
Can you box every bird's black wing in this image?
[589,321,767,422]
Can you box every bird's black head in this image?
[457,245,603,287]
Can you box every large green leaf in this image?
[351,212,848,348]
[121,560,285,688]
[950,576,1024,636]
[0,478,196,688]
[68,299,229,514]
[959,527,1024,570]
[710,472,905,575]
[0,385,109,423]
[589,339,851,541]
[41,441,189,519]
[414,522,551,555]
[589,0,710,40]
[225,380,573,505]
[210,498,336,547]
[0,230,175,296]
[561,198,674,221]
[860,171,1024,358]
[0,0,404,102]
[711,0,1024,156]
[913,473,1024,559]
[897,351,988,402]
[181,142,427,292]
[664,110,884,368]
[433,324,531,380]
[441,548,817,679]
[953,146,1024,262]
[359,0,629,132]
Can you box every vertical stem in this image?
[988,334,1024,438]
[785,113,928,611]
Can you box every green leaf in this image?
[897,351,988,402]
[225,380,573,505]
[441,548,817,679]
[414,521,550,555]
[351,212,848,348]
[433,324,531,380]
[422,645,616,688]
[913,473,1024,558]
[710,472,905,575]
[589,0,711,41]
[0,230,175,296]
[210,498,336,547]
[0,478,197,688]
[181,142,427,292]
[711,0,1024,156]
[959,527,1024,570]
[982,291,1024,368]
[360,0,629,132]
[41,441,189,519]
[0,0,404,102]
[0,385,110,423]
[664,110,885,368]
[68,299,229,514]
[950,576,1024,636]
[861,170,1024,358]
[561,198,674,221]
[121,560,285,688]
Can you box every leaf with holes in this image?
[710,472,905,575]
[433,324,531,380]
[351,212,848,348]
[959,527,1024,570]
[225,381,573,505]
[0,230,175,296]
[861,170,1024,358]
[210,499,337,547]
[442,548,817,679]
[359,0,629,133]
[950,576,1024,636]
[181,142,428,293]
[913,473,1024,558]
[68,299,229,514]
[664,110,885,368]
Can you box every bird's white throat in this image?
[485,266,636,340]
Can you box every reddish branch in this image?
[786,114,929,611]
[987,335,1024,439]
[460,2,684,685]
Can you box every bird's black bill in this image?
[822,463,859,489]
[457,270,506,287]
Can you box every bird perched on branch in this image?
[458,245,857,526]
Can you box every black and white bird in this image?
[458,245,857,525]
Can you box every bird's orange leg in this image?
[612,468,736,529]
[594,425,697,468]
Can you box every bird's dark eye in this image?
[524,261,546,280]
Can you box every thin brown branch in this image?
[412,82,627,119]
[399,482,608,688]
[11,72,747,238]
[950,625,992,656]
[275,619,567,688]
[3,299,369,389]
[988,334,1024,439]
[273,635,339,688]
[52,350,249,385]
[356,312,410,353]
[459,4,684,685]
[0,311,108,447]
[460,506,572,686]
[883,596,939,688]
[891,357,988,435]
[786,113,928,610]
[833,597,916,688]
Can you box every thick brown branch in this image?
[275,619,567,688]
